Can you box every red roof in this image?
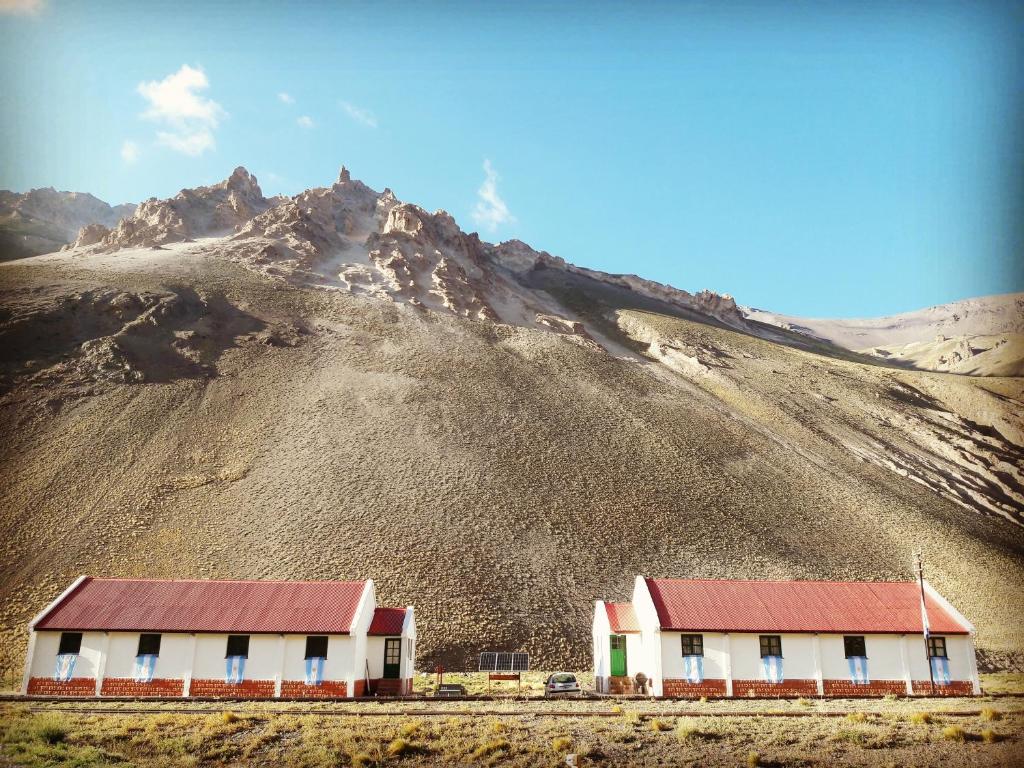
[645,578,969,635]
[605,602,640,633]
[368,607,408,636]
[33,577,368,634]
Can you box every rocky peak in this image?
[225,166,262,198]
[338,165,351,184]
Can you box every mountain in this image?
[1,165,1021,674]
[0,188,134,261]
[744,294,1024,377]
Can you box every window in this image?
[928,636,947,659]
[844,636,867,658]
[680,634,704,656]
[759,635,782,658]
[137,633,162,656]
[225,635,250,658]
[610,635,626,652]
[305,635,328,659]
[58,632,82,655]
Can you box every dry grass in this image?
[942,725,967,742]
[979,706,1002,722]
[2,697,1022,767]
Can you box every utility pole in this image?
[915,551,936,695]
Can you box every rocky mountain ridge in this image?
[0,187,134,260]
[67,165,748,343]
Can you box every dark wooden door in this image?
[383,638,401,679]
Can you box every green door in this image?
[610,634,627,677]
[383,638,401,679]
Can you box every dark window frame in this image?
[759,635,783,658]
[58,632,82,655]
[680,634,704,657]
[304,635,329,660]
[843,635,867,659]
[384,638,402,665]
[137,633,162,657]
[928,636,948,659]
[225,634,250,658]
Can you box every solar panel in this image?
[479,652,529,672]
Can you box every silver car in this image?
[544,672,582,697]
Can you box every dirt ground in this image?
[2,691,1021,767]
[2,246,1023,677]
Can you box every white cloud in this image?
[278,92,294,105]
[472,159,515,232]
[340,100,377,128]
[296,115,315,129]
[137,65,225,157]
[120,140,140,164]
[0,0,45,15]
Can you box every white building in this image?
[23,576,416,698]
[594,576,980,697]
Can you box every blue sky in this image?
[1,0,1021,317]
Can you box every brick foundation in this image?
[100,678,185,697]
[911,680,974,696]
[353,679,367,697]
[733,679,819,697]
[605,676,637,694]
[661,679,728,698]
[188,679,275,698]
[823,679,906,697]
[26,677,96,696]
[280,680,349,699]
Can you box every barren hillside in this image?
[1,167,1022,672]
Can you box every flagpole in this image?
[915,551,935,695]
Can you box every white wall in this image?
[281,634,352,682]
[632,577,664,694]
[104,633,194,679]
[730,633,817,680]
[660,632,729,680]
[348,580,376,692]
[592,601,610,681]
[907,634,972,681]
[400,608,416,681]
[819,634,904,680]
[192,634,280,680]
[30,631,105,679]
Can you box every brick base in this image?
[188,679,275,698]
[912,680,974,696]
[604,676,638,694]
[662,679,728,698]
[26,677,96,696]
[280,680,349,699]
[823,679,906,697]
[734,679,818,697]
[353,679,367,697]
[100,678,185,697]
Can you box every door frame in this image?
[383,637,402,679]
[609,634,627,677]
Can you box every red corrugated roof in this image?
[605,602,640,633]
[33,577,368,634]
[368,607,407,636]
[645,578,969,635]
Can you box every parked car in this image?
[544,672,582,697]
